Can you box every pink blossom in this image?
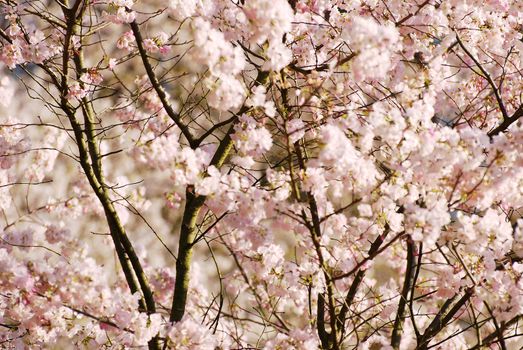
[242,0,293,44]
[80,69,103,85]
[166,317,217,349]
[231,114,273,156]
[206,75,245,111]
[263,42,293,72]
[286,118,305,143]
[168,0,198,20]
[66,82,87,100]
[116,31,135,51]
[104,4,136,24]
[108,58,117,70]
[143,32,170,54]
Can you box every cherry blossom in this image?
[2,0,523,349]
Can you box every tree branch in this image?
[417,287,474,349]
[130,20,197,148]
[169,70,270,323]
[391,236,416,348]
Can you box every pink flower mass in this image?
[1,0,523,349]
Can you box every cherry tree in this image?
[1,0,523,349]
